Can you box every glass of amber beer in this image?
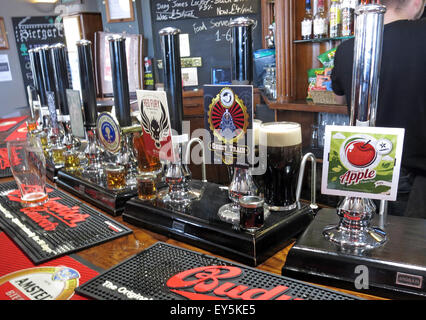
[7,137,48,207]
[259,122,302,211]
[105,164,126,190]
[133,133,162,173]
[137,172,158,201]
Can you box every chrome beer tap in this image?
[323,3,387,250]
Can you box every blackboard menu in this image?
[12,16,65,102]
[150,0,262,89]
[153,0,260,21]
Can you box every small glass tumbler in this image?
[239,195,265,233]
[7,137,48,207]
[137,172,158,201]
[51,145,66,166]
[105,164,126,190]
[63,149,81,173]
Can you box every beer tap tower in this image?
[76,39,103,178]
[49,43,75,150]
[156,27,203,206]
[282,3,426,299]
[323,4,387,249]
[39,45,61,146]
[28,47,47,124]
[217,17,259,224]
[105,34,140,185]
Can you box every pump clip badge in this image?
[321,125,405,201]
[208,87,249,144]
[97,112,121,154]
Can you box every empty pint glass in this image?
[7,137,48,207]
[259,122,302,211]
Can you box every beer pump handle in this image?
[76,40,98,128]
[39,45,59,110]
[296,153,318,212]
[108,35,132,128]
[185,138,207,183]
[50,43,70,116]
[159,27,184,135]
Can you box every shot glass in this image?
[63,149,81,173]
[105,164,126,190]
[51,145,66,166]
[7,137,48,207]
[137,172,158,201]
[239,196,264,233]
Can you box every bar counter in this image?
[0,175,385,300]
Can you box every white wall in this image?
[0,0,99,119]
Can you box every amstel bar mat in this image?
[75,242,361,300]
[0,181,132,264]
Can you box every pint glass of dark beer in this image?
[259,122,302,211]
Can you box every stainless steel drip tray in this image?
[122,180,315,266]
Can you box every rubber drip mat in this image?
[0,180,132,264]
[75,242,361,300]
[0,144,14,178]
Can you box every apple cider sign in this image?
[321,126,405,201]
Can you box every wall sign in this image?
[321,125,405,201]
[105,0,135,23]
[0,54,12,82]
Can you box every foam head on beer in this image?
[259,122,302,147]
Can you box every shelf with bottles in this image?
[299,0,357,44]
[294,35,354,44]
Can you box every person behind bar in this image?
[331,0,426,218]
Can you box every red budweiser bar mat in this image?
[0,180,132,265]
[75,242,361,300]
[0,116,28,178]
[0,232,101,300]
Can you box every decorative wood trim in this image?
[274,0,296,103]
[0,17,9,50]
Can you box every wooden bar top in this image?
[0,176,385,300]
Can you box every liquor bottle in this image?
[301,0,313,40]
[341,0,355,36]
[313,0,328,39]
[329,0,342,38]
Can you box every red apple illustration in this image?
[345,139,377,168]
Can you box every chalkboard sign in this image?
[153,0,260,21]
[12,16,65,103]
[150,0,262,89]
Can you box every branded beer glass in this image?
[259,122,302,211]
[7,137,48,207]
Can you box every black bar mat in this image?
[0,180,132,264]
[75,242,361,300]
